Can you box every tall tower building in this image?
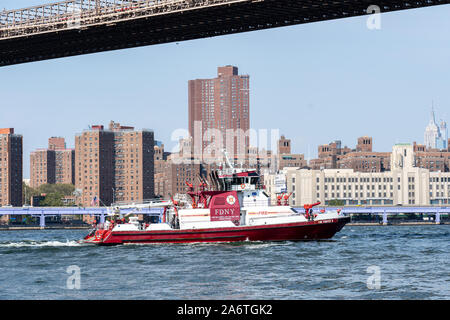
[75,125,115,207]
[0,128,23,207]
[188,66,250,162]
[48,137,66,150]
[424,105,447,150]
[30,137,75,189]
[75,122,154,207]
[424,107,439,149]
[30,149,56,188]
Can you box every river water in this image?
[0,225,448,300]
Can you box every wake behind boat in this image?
[83,157,350,245]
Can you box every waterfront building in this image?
[265,144,450,206]
[154,143,208,199]
[30,137,75,189]
[188,66,250,162]
[0,128,23,208]
[30,149,56,188]
[309,136,391,172]
[75,121,154,207]
[276,135,307,171]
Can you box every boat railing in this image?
[248,213,298,221]
[112,198,172,209]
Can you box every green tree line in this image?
[23,183,75,207]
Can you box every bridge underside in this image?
[0,0,449,67]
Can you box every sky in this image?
[1,1,450,178]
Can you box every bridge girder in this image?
[0,0,449,67]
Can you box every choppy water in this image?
[0,225,448,300]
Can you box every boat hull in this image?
[84,217,350,245]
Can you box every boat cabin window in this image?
[213,197,226,205]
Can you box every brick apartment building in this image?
[154,143,207,199]
[188,65,250,162]
[0,128,23,207]
[30,149,56,188]
[30,137,75,189]
[414,141,450,172]
[309,136,450,173]
[266,144,450,206]
[75,121,154,207]
[277,135,307,170]
[310,137,391,172]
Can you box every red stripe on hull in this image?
[87,217,350,245]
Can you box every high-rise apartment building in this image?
[188,66,250,162]
[55,148,75,185]
[75,121,154,207]
[0,128,23,207]
[30,137,74,189]
[48,137,66,150]
[30,149,56,188]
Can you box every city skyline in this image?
[1,3,450,178]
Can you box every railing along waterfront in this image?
[0,205,449,227]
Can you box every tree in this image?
[22,182,39,205]
[37,184,75,196]
[22,183,76,207]
[39,192,65,207]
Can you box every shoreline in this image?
[347,222,448,226]
[0,226,91,231]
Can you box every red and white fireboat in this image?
[83,165,350,245]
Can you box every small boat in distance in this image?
[83,157,350,245]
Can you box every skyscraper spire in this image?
[430,101,436,124]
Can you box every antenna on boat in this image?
[222,149,234,169]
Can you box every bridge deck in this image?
[1,0,449,66]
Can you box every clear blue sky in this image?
[1,1,449,178]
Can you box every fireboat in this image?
[83,157,350,245]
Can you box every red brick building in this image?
[277,135,307,170]
[310,137,390,172]
[30,137,75,189]
[48,137,66,150]
[75,121,154,207]
[30,149,56,188]
[188,66,250,162]
[0,128,23,207]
